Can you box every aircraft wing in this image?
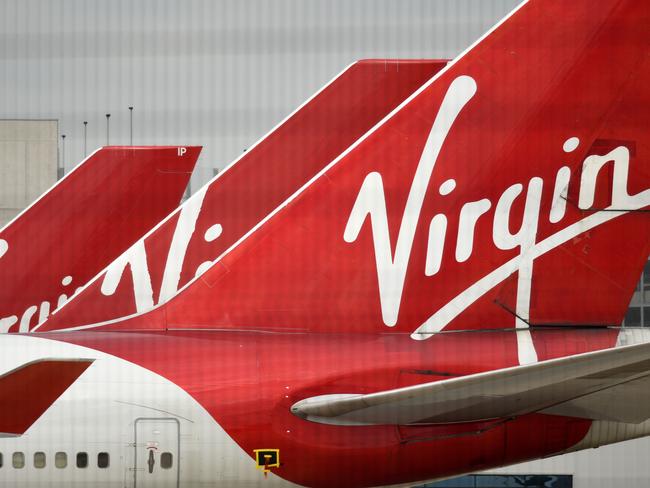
[541,374,650,424]
[291,341,650,425]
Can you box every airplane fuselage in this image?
[0,327,647,488]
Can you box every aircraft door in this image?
[134,418,179,488]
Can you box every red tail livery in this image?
[0,146,200,332]
[39,60,447,331]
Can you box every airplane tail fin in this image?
[47,1,650,368]
[0,146,200,332]
[37,60,447,331]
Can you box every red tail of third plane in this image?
[0,146,200,332]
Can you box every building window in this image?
[624,260,649,327]
[76,452,88,468]
[626,307,642,327]
[182,182,191,202]
[97,452,110,469]
[160,452,173,469]
[55,452,67,469]
[416,474,573,487]
[33,452,46,468]
[12,452,24,469]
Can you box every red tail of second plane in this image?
[38,60,447,331]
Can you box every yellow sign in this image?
[254,449,280,476]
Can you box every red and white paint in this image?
[5,0,650,487]
[3,328,650,487]
[0,146,201,333]
[38,60,447,333]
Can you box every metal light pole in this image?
[129,106,134,145]
[83,121,88,157]
[60,134,66,180]
[105,113,111,145]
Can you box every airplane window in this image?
[76,452,88,468]
[55,452,67,469]
[98,452,110,468]
[161,452,173,469]
[12,452,24,469]
[34,452,46,468]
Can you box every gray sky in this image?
[0,0,519,189]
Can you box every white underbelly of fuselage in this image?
[0,334,298,488]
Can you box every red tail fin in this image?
[0,146,200,332]
[38,60,447,331]
[81,1,650,364]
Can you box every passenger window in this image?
[55,452,67,469]
[12,452,24,469]
[160,452,173,469]
[34,452,46,468]
[97,452,110,468]
[76,452,88,468]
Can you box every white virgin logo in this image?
[344,75,650,365]
[344,76,477,327]
[100,185,223,312]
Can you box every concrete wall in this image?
[0,120,58,226]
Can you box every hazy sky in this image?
[1,0,519,189]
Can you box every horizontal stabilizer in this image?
[0,359,93,436]
[291,341,650,425]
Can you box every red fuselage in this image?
[45,327,619,487]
